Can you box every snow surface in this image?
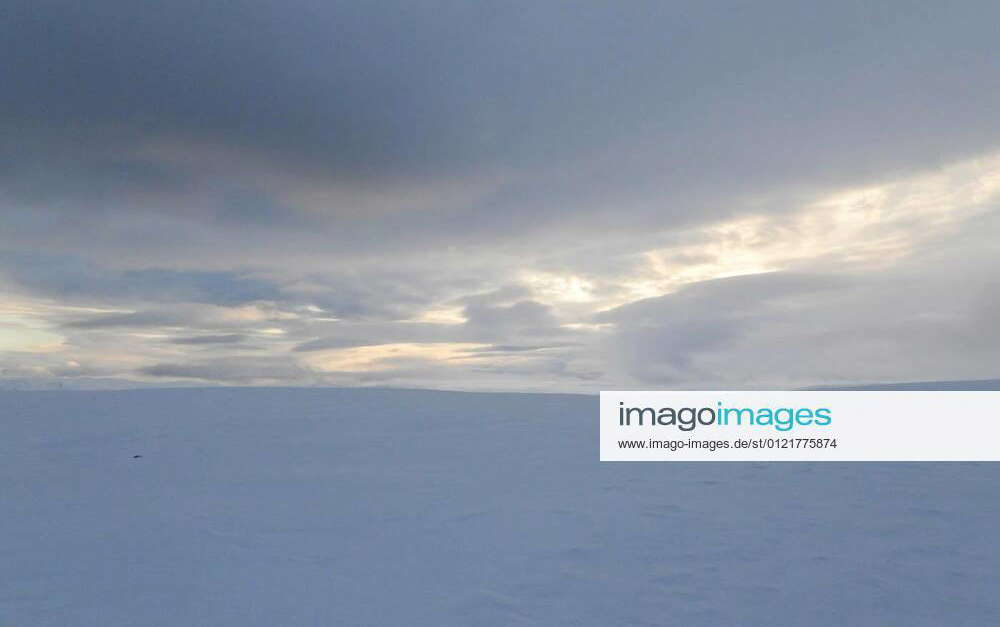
[3,388,998,625]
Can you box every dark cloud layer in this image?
[6,3,1000,227]
[1,251,283,305]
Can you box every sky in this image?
[2,1,1000,391]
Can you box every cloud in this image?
[169,334,247,345]
[139,357,311,384]
[0,251,285,306]
[5,3,1000,261]
[598,261,1000,388]
[2,3,1000,390]
[595,273,847,380]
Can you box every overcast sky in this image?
[2,1,1000,391]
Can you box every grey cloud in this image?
[599,259,1000,388]
[7,1,999,181]
[467,343,576,354]
[597,273,850,324]
[169,334,246,345]
[595,273,850,381]
[292,298,571,353]
[300,273,479,321]
[1,251,284,306]
[63,303,288,331]
[66,311,197,330]
[139,357,312,383]
[455,285,534,307]
[462,300,563,336]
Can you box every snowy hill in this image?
[2,387,998,625]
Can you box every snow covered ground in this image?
[3,387,998,625]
